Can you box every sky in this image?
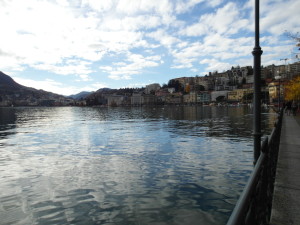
[1,0,299,96]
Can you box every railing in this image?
[227,109,283,225]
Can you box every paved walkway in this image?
[270,114,300,225]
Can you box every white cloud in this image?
[100,15,162,31]
[13,76,105,95]
[0,0,154,76]
[101,53,162,80]
[99,66,113,71]
[81,0,114,12]
[245,0,300,36]
[203,34,253,57]
[82,0,175,27]
[147,29,181,48]
[91,82,108,90]
[180,2,250,36]
[108,74,132,80]
[0,0,298,94]
[175,0,224,14]
[125,82,148,88]
[56,0,69,7]
[33,60,93,76]
[170,33,255,70]
[171,58,195,69]
[0,0,105,71]
[200,58,231,72]
[0,53,26,72]
[260,0,300,35]
[170,42,203,69]
[261,45,292,66]
[115,0,173,16]
[13,77,67,95]
[190,68,199,73]
[175,0,204,14]
[78,74,92,82]
[207,0,224,7]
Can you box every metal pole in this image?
[252,0,263,164]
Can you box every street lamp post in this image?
[252,0,263,164]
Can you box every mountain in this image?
[0,71,23,90]
[68,91,93,100]
[0,71,71,106]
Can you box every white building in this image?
[145,83,161,94]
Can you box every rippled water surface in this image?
[0,106,277,225]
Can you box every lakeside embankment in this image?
[270,114,300,225]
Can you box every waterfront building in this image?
[211,90,229,102]
[197,91,211,104]
[194,76,214,90]
[268,81,284,104]
[265,62,300,80]
[261,66,273,79]
[288,61,300,78]
[170,77,187,88]
[274,65,288,79]
[155,89,169,105]
[227,88,253,103]
[96,94,108,105]
[183,92,197,104]
[165,93,183,104]
[227,91,239,102]
[167,88,175,93]
[145,83,161,94]
[107,95,124,106]
[155,89,169,97]
[245,74,254,84]
[241,83,254,89]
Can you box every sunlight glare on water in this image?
[0,106,277,225]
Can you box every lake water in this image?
[0,106,277,225]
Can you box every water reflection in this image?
[0,106,277,225]
[0,108,17,143]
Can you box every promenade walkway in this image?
[270,114,300,225]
